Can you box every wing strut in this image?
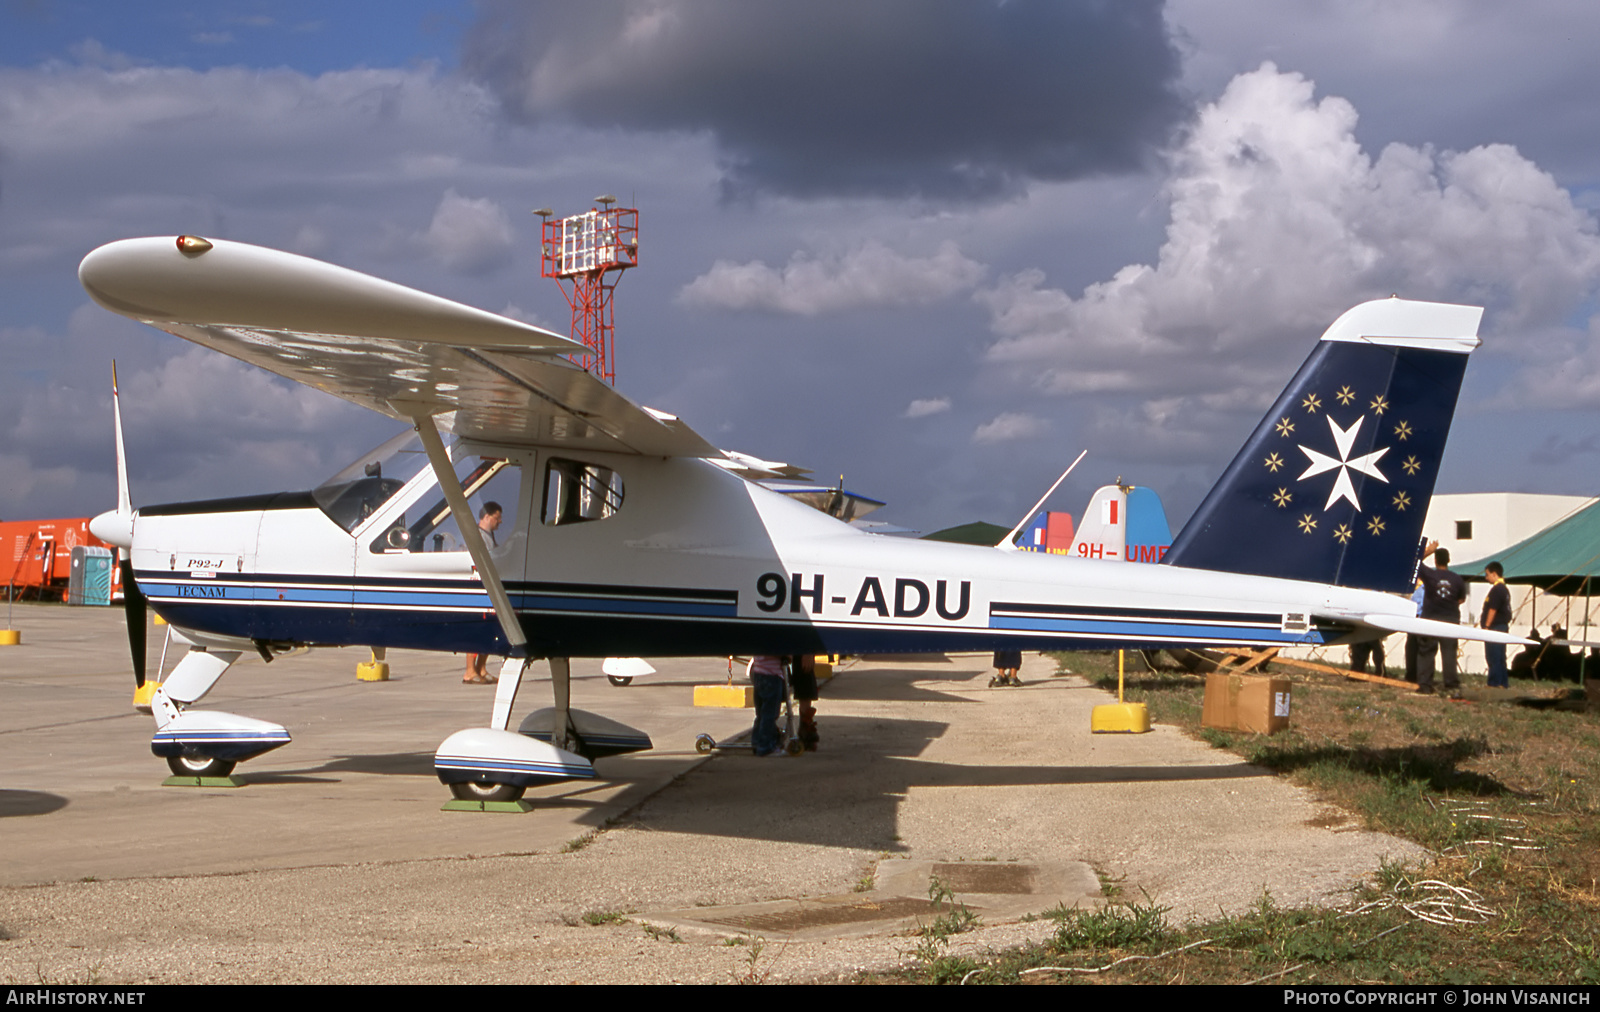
[410,412,528,661]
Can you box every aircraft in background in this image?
[79,235,1527,804]
[1012,481,1173,564]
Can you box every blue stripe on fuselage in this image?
[988,613,1322,644]
[137,569,1335,654]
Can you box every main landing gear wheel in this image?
[606,675,633,687]
[448,780,527,804]
[166,754,237,779]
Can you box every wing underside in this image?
[80,236,722,457]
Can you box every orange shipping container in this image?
[1,518,119,599]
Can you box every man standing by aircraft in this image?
[1482,562,1512,688]
[462,502,503,685]
[1416,540,1467,695]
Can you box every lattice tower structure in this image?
[539,206,638,384]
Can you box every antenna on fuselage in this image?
[997,449,1088,553]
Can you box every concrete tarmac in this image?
[0,603,1423,984]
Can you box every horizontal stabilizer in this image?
[1355,613,1532,646]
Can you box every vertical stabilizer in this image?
[1070,485,1128,561]
[1163,298,1481,593]
[1068,484,1173,563]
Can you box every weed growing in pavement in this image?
[732,933,775,984]
[906,876,983,984]
[31,960,105,986]
[641,922,681,943]
[1094,869,1126,902]
[580,910,627,926]
[921,876,981,938]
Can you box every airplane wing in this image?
[79,236,723,458]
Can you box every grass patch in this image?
[888,650,1600,984]
[1047,899,1172,951]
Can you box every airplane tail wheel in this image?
[606,675,633,687]
[166,754,237,779]
[694,734,715,754]
[449,780,526,804]
[784,737,804,756]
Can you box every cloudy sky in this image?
[5,1,1600,537]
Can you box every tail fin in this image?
[1164,297,1482,593]
[1068,483,1173,563]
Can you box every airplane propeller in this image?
[122,558,146,688]
[88,362,146,687]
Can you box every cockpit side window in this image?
[317,476,409,532]
[369,455,522,553]
[315,428,435,533]
[542,459,624,526]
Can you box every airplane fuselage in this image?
[132,446,1404,660]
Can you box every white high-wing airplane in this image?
[80,235,1525,804]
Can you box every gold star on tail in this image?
[1367,515,1386,535]
[1275,416,1295,437]
[1369,394,1389,415]
[1402,455,1421,476]
[1297,513,1318,534]
[1302,392,1322,413]
[1335,385,1355,405]
[1393,491,1411,511]
[1393,420,1412,441]
[1264,452,1284,473]
[1333,523,1353,545]
[1272,488,1292,508]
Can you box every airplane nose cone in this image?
[90,509,134,548]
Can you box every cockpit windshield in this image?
[313,427,443,532]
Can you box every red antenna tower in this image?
[537,196,638,385]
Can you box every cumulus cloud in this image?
[973,412,1049,444]
[979,65,1600,414]
[420,189,515,275]
[679,241,984,315]
[462,0,1185,200]
[905,397,952,419]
